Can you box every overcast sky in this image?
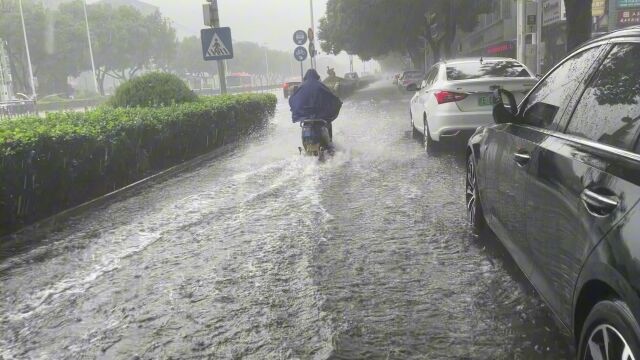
[85,0,378,72]
[99,0,331,51]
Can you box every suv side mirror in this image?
[492,89,518,124]
[407,83,419,92]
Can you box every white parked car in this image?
[409,57,538,150]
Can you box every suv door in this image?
[480,45,606,277]
[525,42,640,327]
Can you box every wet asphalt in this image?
[0,82,574,359]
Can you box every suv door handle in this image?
[580,189,620,217]
[513,152,531,166]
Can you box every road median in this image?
[0,93,277,235]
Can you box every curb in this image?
[0,141,239,251]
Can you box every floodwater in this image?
[0,82,573,359]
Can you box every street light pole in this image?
[82,0,99,94]
[18,0,36,100]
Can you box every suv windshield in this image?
[446,61,531,80]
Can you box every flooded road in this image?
[1,83,573,359]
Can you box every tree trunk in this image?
[424,22,441,65]
[97,68,107,96]
[564,0,593,52]
[407,47,423,71]
[441,1,456,59]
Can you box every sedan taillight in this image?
[434,90,468,104]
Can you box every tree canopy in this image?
[0,0,176,97]
[318,0,491,69]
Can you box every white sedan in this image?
[409,57,538,150]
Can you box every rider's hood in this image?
[303,69,321,81]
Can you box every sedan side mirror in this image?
[406,83,419,92]
[492,89,518,124]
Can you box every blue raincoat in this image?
[289,69,342,123]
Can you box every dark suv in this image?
[466,26,640,358]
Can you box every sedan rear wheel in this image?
[411,111,419,138]
[579,300,640,360]
[423,120,438,152]
[466,153,485,234]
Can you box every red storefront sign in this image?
[618,9,640,26]
[486,41,515,55]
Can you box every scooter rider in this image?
[289,69,342,140]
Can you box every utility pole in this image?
[516,0,526,64]
[83,0,99,94]
[19,0,36,100]
[536,0,542,75]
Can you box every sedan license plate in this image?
[478,96,496,106]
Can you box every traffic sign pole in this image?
[293,46,308,81]
[206,0,226,94]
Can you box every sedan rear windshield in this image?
[446,61,531,80]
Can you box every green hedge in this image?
[107,72,198,108]
[0,93,277,234]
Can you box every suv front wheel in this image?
[578,299,640,360]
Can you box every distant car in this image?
[466,26,640,360]
[344,72,359,81]
[343,72,360,88]
[397,70,424,91]
[283,80,301,99]
[409,58,536,150]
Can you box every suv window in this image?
[521,46,603,130]
[565,44,640,150]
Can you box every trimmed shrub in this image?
[0,93,277,234]
[108,72,198,108]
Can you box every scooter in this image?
[298,119,332,158]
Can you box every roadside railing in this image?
[193,84,282,96]
[0,100,37,120]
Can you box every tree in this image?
[564,0,593,52]
[0,0,47,96]
[37,1,90,95]
[88,3,177,95]
[318,0,490,69]
[0,0,177,96]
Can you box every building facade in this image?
[452,0,517,59]
[451,0,639,74]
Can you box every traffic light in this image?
[203,0,219,27]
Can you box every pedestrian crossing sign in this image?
[201,27,234,61]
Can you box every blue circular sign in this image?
[293,30,308,46]
[294,46,308,61]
